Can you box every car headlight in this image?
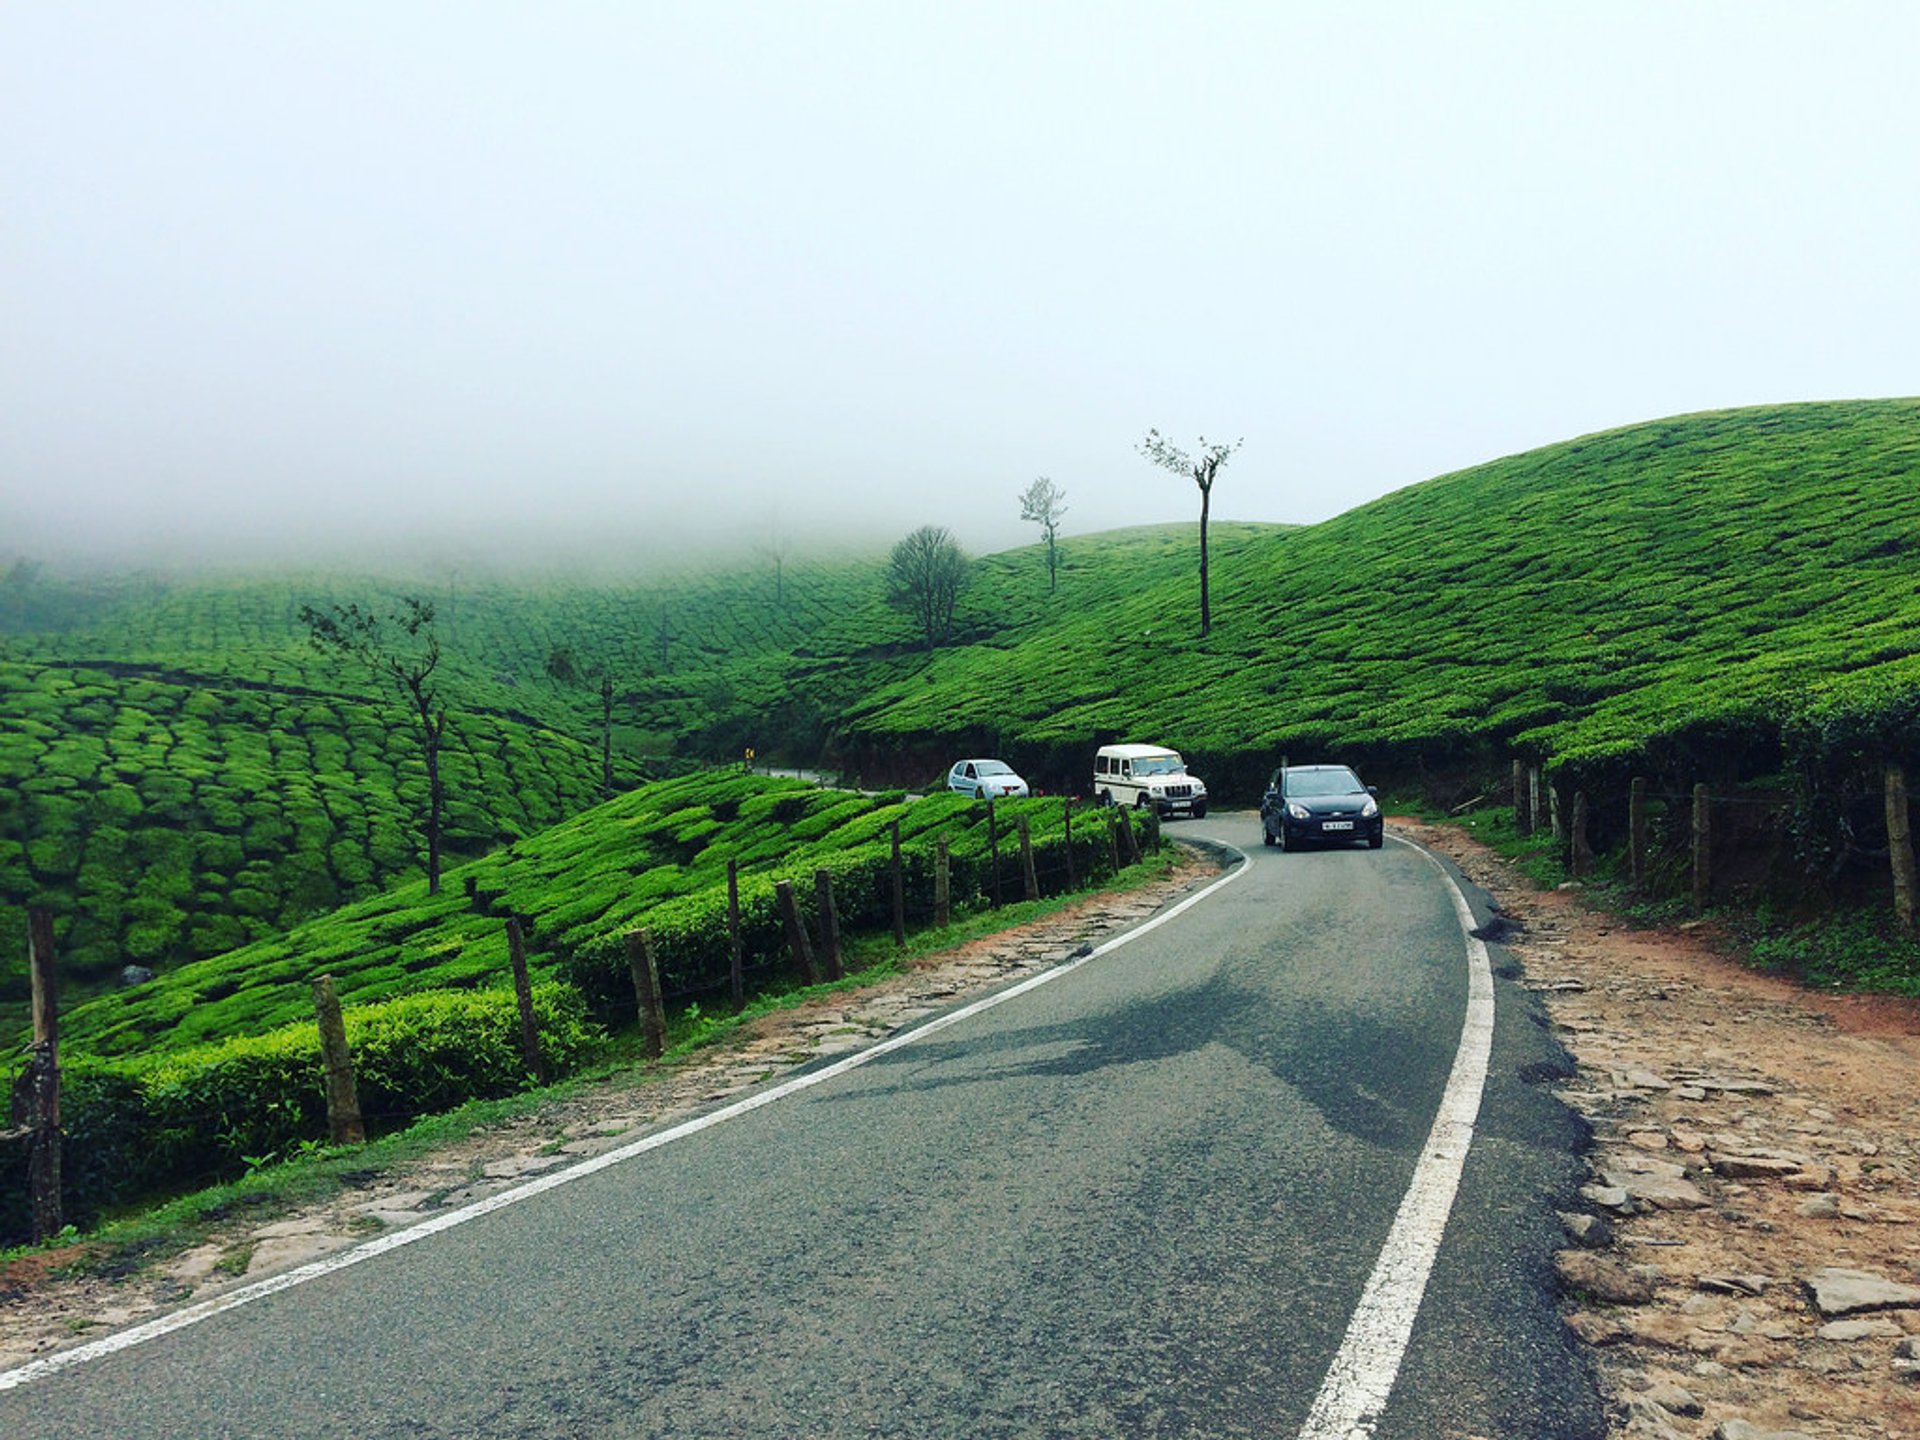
[1287,802,1310,820]
[1362,797,1379,818]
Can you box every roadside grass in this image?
[2,847,1182,1281]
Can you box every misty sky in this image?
[5,3,1917,568]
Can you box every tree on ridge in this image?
[1018,476,1068,593]
[1137,429,1242,637]
[887,525,969,651]
[300,596,449,894]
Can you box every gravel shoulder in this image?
[1401,818,1920,1440]
[7,821,1920,1440]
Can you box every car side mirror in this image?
[1366,785,1378,796]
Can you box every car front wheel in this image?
[1192,800,1207,819]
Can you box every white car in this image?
[1092,743,1208,818]
[947,758,1031,799]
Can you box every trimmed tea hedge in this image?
[0,982,593,1244]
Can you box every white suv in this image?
[1093,744,1208,818]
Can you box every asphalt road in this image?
[0,815,1607,1438]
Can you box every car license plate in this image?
[1322,820,1354,831]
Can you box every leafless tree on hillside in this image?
[300,596,449,894]
[1137,430,1242,637]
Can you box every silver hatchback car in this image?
[947,758,1031,799]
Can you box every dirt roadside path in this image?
[1399,818,1920,1440]
[5,822,1919,1438]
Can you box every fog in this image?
[5,3,1918,572]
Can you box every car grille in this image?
[1164,784,1193,799]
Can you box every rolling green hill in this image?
[837,401,1920,810]
[0,532,1225,1016]
[8,399,1920,1021]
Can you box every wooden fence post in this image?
[1570,791,1592,878]
[727,859,746,1008]
[1691,784,1712,913]
[814,868,844,980]
[505,917,548,1085]
[1628,777,1648,887]
[623,930,666,1059]
[1513,759,1532,837]
[776,880,817,984]
[1119,810,1141,866]
[26,908,62,1242]
[1017,817,1039,901]
[1548,781,1564,844]
[987,801,1003,907]
[1528,765,1544,835]
[1143,806,1161,852]
[311,975,365,1145]
[889,821,906,949]
[1062,796,1077,889]
[1107,815,1124,874]
[1888,764,1917,931]
[934,839,951,927]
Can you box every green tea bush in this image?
[0,982,596,1244]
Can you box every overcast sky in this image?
[4,2,1917,569]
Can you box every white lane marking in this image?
[1295,834,1497,1439]
[0,849,1250,1393]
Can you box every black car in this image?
[1261,763,1384,850]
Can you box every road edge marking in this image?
[1295,834,1497,1439]
[0,850,1249,1393]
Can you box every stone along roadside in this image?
[1401,818,1920,1440]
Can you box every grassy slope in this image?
[839,401,1920,793]
[0,528,1244,997]
[55,771,1112,1060]
[11,397,1920,1028]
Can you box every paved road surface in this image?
[0,814,1605,1437]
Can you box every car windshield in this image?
[1131,755,1183,777]
[975,761,1013,776]
[1286,767,1363,798]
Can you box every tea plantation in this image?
[837,401,1920,809]
[7,396,1920,1239]
[59,771,1131,1060]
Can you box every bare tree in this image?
[598,671,615,799]
[757,525,793,611]
[1137,430,1243,636]
[887,525,969,650]
[1018,476,1068,593]
[300,596,449,894]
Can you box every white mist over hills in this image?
[6,4,1919,569]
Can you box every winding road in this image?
[0,814,1606,1438]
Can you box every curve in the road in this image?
[1,828,1505,1440]
[1,844,1254,1396]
